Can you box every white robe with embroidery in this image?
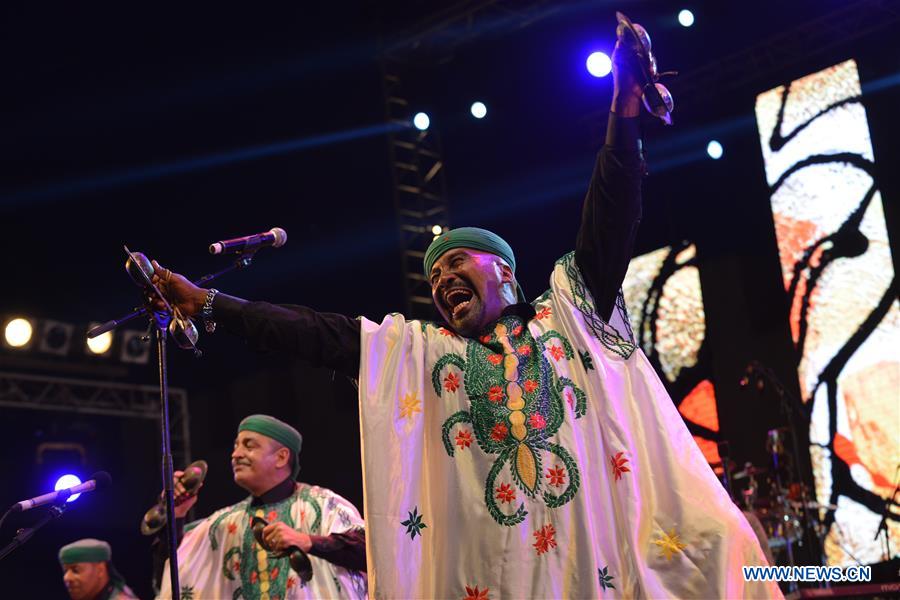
[157,482,367,600]
[358,253,781,599]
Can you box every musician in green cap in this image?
[149,14,779,599]
[156,414,367,599]
[59,538,138,600]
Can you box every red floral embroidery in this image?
[287,577,296,589]
[480,334,492,343]
[488,385,504,403]
[299,509,306,524]
[250,571,258,584]
[490,423,508,441]
[455,429,473,450]
[533,523,558,555]
[227,522,237,535]
[517,344,532,356]
[233,561,240,573]
[444,372,461,392]
[495,483,516,504]
[611,451,631,481]
[512,325,523,336]
[546,466,566,487]
[267,510,278,522]
[271,567,279,579]
[549,345,565,361]
[464,585,491,600]
[524,379,539,393]
[535,306,552,320]
[565,389,575,410]
[439,327,455,337]
[487,354,503,365]
[529,413,546,429]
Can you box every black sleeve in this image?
[212,293,361,379]
[574,113,644,322]
[307,528,367,572]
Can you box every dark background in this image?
[1,2,897,597]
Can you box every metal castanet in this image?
[250,516,313,583]
[140,460,208,536]
[615,11,677,124]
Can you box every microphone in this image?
[11,472,112,512]
[209,227,287,255]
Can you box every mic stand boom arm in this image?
[0,504,67,562]
[87,253,256,340]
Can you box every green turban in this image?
[238,414,302,479]
[58,538,111,564]
[423,227,526,302]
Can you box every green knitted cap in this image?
[238,414,302,479]
[58,538,111,564]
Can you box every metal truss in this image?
[382,62,449,320]
[0,371,191,468]
[383,0,560,65]
[381,1,560,319]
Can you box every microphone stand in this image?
[874,465,899,562]
[0,504,67,562]
[89,249,257,600]
[750,362,829,576]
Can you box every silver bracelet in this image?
[201,288,219,333]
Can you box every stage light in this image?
[413,112,430,131]
[39,320,74,356]
[431,225,443,235]
[55,474,83,502]
[678,9,695,27]
[470,102,487,119]
[707,140,723,159]
[586,51,612,78]
[120,330,150,364]
[86,328,113,355]
[4,317,33,348]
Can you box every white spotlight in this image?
[678,9,695,27]
[707,140,724,160]
[87,330,113,355]
[431,225,443,235]
[413,112,430,131]
[4,318,33,348]
[470,102,487,119]
[586,51,612,78]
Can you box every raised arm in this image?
[574,40,645,322]
[149,261,360,378]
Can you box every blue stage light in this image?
[678,10,695,27]
[55,474,83,502]
[707,140,724,160]
[586,52,612,78]
[470,102,487,119]
[413,112,430,131]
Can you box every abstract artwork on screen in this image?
[755,59,899,566]
[622,243,721,466]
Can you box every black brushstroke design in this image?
[767,84,898,551]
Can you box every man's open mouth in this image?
[445,287,475,318]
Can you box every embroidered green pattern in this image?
[298,486,322,534]
[210,499,250,551]
[598,566,616,591]
[433,315,586,527]
[556,251,636,358]
[222,547,242,581]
